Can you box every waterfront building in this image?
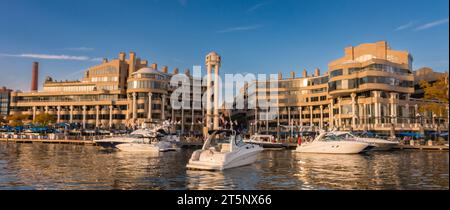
[0,87,12,117]
[9,52,211,133]
[238,41,449,136]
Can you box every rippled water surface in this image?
[0,143,448,190]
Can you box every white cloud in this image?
[246,2,269,13]
[395,21,415,31]
[65,47,95,51]
[216,25,263,33]
[414,18,449,31]
[0,53,99,61]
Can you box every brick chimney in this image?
[31,62,39,92]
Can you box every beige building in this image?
[9,52,211,133]
[238,41,448,135]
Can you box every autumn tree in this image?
[6,114,29,127]
[33,113,56,126]
[419,73,449,117]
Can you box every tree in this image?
[419,73,449,117]
[6,114,29,127]
[33,113,56,126]
[0,116,6,126]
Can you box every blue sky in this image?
[0,0,448,91]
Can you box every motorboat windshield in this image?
[203,130,244,152]
[319,133,346,142]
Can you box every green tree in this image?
[6,114,29,127]
[33,113,56,126]
[419,73,449,117]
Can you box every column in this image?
[82,105,87,129]
[147,93,152,121]
[299,107,303,127]
[390,93,398,124]
[181,107,185,135]
[132,92,137,121]
[57,106,61,123]
[213,65,220,130]
[338,97,342,128]
[95,105,100,127]
[109,105,113,128]
[44,106,49,114]
[32,106,36,121]
[310,106,313,126]
[69,105,74,123]
[330,100,334,128]
[288,106,291,136]
[320,105,324,129]
[405,104,410,125]
[206,64,212,130]
[161,94,166,121]
[351,93,357,128]
[191,101,195,132]
[374,91,380,125]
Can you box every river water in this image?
[0,142,448,190]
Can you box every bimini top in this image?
[133,67,163,75]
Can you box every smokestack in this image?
[31,62,39,92]
[162,66,168,73]
[314,68,320,77]
[290,71,295,79]
[119,52,126,61]
[129,52,136,76]
[302,69,308,78]
[151,63,158,70]
[173,68,179,74]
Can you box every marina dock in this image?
[0,138,97,146]
[393,145,449,151]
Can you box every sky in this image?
[0,0,448,91]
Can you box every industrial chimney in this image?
[31,62,39,92]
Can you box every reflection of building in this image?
[238,41,448,135]
[9,52,210,132]
[0,87,12,117]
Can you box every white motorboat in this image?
[94,122,180,152]
[295,132,369,154]
[187,130,263,171]
[332,131,399,151]
[244,134,284,149]
[115,139,177,152]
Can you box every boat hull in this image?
[187,146,263,171]
[295,141,369,154]
[245,141,285,149]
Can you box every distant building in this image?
[9,52,213,133]
[0,87,12,117]
[235,41,448,135]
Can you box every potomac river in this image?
[0,142,448,190]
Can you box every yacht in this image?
[295,132,369,154]
[332,131,399,151]
[94,122,180,152]
[244,134,284,149]
[186,130,263,171]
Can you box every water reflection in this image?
[0,143,448,190]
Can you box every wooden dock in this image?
[393,145,449,151]
[0,138,97,146]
